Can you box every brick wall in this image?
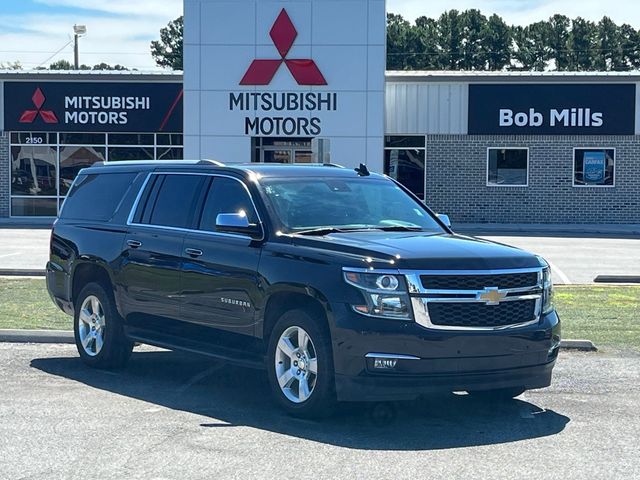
[0,132,9,218]
[425,135,640,224]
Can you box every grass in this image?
[0,278,71,331]
[0,279,638,351]
[554,285,640,352]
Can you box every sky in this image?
[0,0,639,71]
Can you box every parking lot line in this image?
[547,260,571,285]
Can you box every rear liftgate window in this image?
[61,173,137,221]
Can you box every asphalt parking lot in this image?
[0,343,638,479]
[1,228,638,284]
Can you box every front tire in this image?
[74,282,133,369]
[267,309,336,418]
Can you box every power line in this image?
[35,39,73,68]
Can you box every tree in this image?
[49,59,90,70]
[92,63,128,71]
[151,16,183,70]
[483,14,512,70]
[567,17,598,70]
[459,9,488,69]
[414,16,441,69]
[436,10,463,69]
[0,60,22,70]
[387,14,413,69]
[547,14,571,70]
[512,22,550,71]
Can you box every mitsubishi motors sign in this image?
[4,81,183,132]
[183,0,386,169]
[231,8,334,136]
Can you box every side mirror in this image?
[437,213,452,229]
[215,213,262,238]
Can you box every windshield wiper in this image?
[294,227,354,236]
[375,226,425,232]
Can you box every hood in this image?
[290,232,541,270]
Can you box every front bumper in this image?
[329,304,561,402]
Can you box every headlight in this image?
[542,267,554,314]
[343,270,413,319]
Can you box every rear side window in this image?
[61,173,137,221]
[199,177,258,231]
[138,174,206,229]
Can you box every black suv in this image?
[47,161,560,417]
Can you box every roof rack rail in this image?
[199,159,226,166]
[323,163,344,168]
[93,160,204,167]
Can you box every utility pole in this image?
[73,25,87,69]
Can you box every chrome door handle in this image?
[127,240,142,248]
[185,248,203,257]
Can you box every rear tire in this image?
[74,282,133,369]
[468,387,526,402]
[267,309,336,418]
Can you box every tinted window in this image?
[61,173,137,221]
[487,148,528,186]
[199,177,258,231]
[261,177,443,233]
[384,149,425,199]
[146,174,205,228]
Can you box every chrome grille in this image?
[404,268,543,331]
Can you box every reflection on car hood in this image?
[291,232,541,270]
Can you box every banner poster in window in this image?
[583,151,606,184]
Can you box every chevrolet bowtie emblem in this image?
[478,287,507,305]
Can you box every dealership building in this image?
[1,0,639,224]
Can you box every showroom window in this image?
[383,136,426,200]
[487,148,529,187]
[9,132,183,217]
[573,148,615,187]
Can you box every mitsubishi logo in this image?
[240,8,327,86]
[477,287,507,305]
[19,87,58,124]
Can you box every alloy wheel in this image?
[78,295,106,357]
[274,326,318,403]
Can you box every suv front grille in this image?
[427,300,537,328]
[420,272,538,290]
[406,268,543,330]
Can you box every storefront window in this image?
[573,148,615,187]
[487,148,528,186]
[9,132,183,217]
[384,136,426,200]
[11,145,58,196]
[108,146,155,162]
[59,146,106,195]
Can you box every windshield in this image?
[260,176,445,234]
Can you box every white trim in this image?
[572,147,616,188]
[486,147,529,187]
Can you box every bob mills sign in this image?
[468,84,636,135]
[183,0,386,169]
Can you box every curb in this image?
[559,339,598,352]
[0,329,74,344]
[0,269,46,277]
[0,329,599,352]
[594,275,640,284]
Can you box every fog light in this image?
[548,335,561,356]
[374,358,397,369]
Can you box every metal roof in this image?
[385,70,640,83]
[0,69,183,81]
